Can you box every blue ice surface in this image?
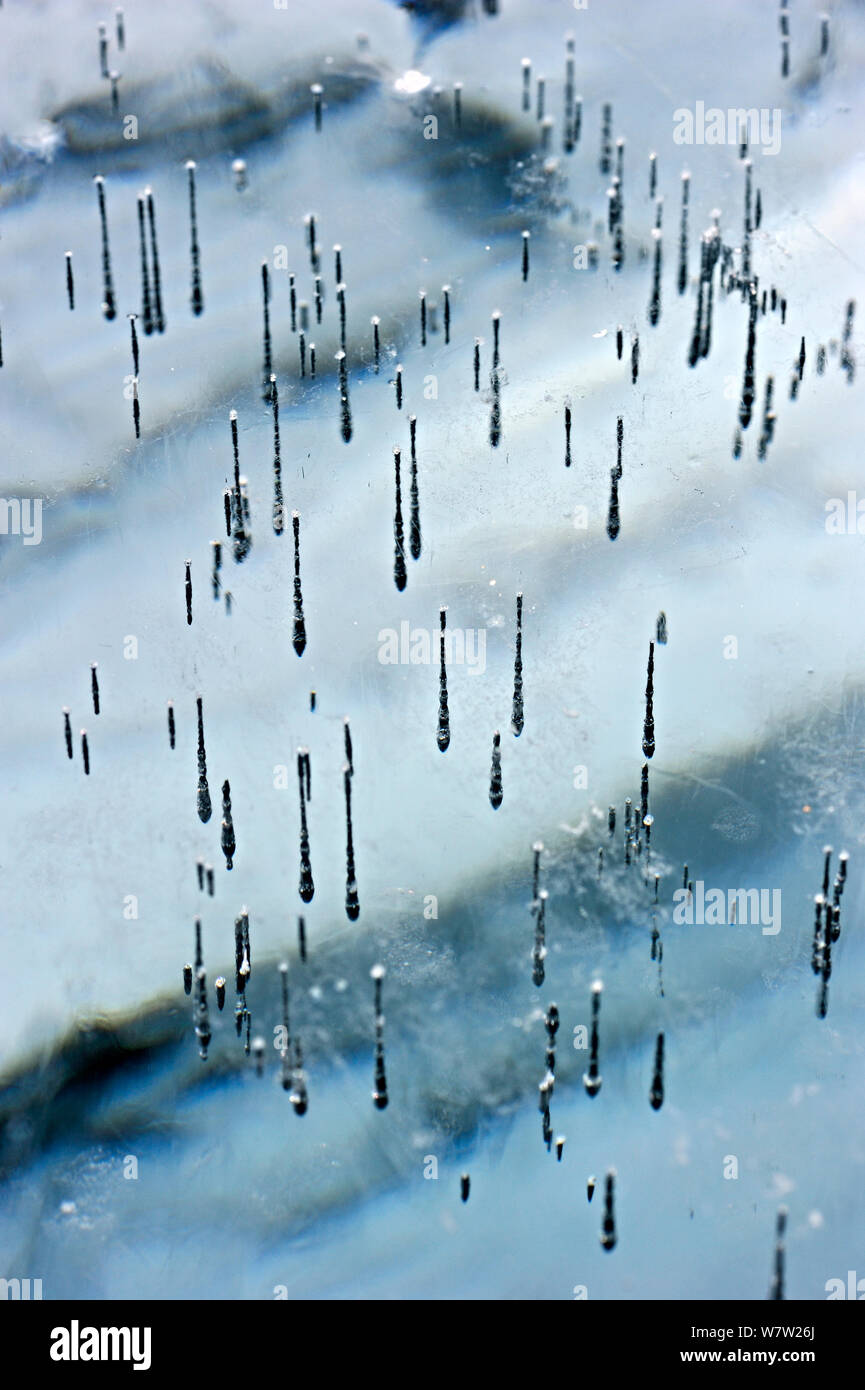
[1,0,864,1300]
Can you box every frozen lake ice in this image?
[0,0,864,1301]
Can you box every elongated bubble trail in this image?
[210,541,221,600]
[290,1037,308,1115]
[146,188,165,333]
[194,967,210,1061]
[221,779,235,871]
[489,731,503,809]
[650,1031,665,1110]
[768,1206,788,1299]
[261,262,272,401]
[371,964,388,1110]
[128,314,140,382]
[371,317,380,373]
[187,161,203,315]
[94,176,115,321]
[229,412,250,563]
[268,376,283,534]
[137,194,153,334]
[532,841,543,901]
[648,228,662,326]
[490,312,502,447]
[584,981,603,1096]
[337,350,352,442]
[532,889,548,987]
[678,171,690,297]
[606,469,620,541]
[340,717,350,783]
[196,695,211,822]
[738,282,759,431]
[642,641,656,759]
[600,1170,617,1251]
[344,763,360,921]
[599,102,612,176]
[279,963,292,1091]
[511,592,524,736]
[409,416,422,560]
[292,512,307,656]
[437,606,450,752]
[393,448,407,592]
[297,749,314,904]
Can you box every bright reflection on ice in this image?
[395,69,430,95]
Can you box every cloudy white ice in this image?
[0,0,864,1300]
